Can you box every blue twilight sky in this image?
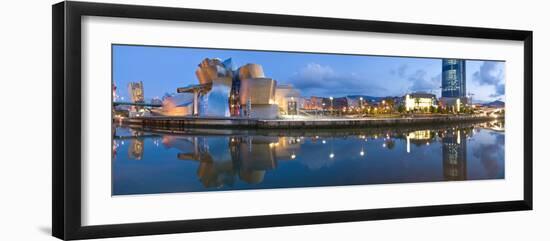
[112,45,505,103]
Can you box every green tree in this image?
[397,105,405,113]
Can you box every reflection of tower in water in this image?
[442,129,467,181]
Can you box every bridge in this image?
[113,101,162,107]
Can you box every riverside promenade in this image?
[119,115,500,129]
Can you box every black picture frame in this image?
[52,1,533,240]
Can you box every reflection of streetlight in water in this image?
[329,137,335,159]
[360,135,366,157]
[406,134,411,153]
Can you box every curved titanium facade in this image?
[184,58,281,118]
[199,78,232,117]
[238,64,265,80]
[238,78,277,105]
[195,58,233,85]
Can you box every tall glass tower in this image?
[442,59,466,97]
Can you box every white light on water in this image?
[329,153,335,159]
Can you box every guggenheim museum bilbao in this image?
[146,57,300,119]
[123,58,475,120]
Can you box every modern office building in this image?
[128,81,145,103]
[127,81,146,116]
[442,59,466,98]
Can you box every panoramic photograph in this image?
[111,44,505,196]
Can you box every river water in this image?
[112,120,504,195]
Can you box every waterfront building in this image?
[238,65,278,119]
[274,84,301,115]
[322,97,348,110]
[127,81,147,116]
[303,96,324,110]
[345,96,361,110]
[174,58,283,119]
[191,58,234,117]
[238,78,276,105]
[442,59,466,98]
[198,77,232,117]
[195,58,233,85]
[238,63,264,80]
[404,92,436,112]
[150,93,193,116]
[247,104,279,119]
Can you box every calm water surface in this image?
[112,120,505,195]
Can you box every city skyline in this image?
[111,45,507,195]
[113,44,505,103]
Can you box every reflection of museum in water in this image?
[117,125,473,189]
[161,135,301,187]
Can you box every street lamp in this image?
[290,96,295,118]
[329,96,334,116]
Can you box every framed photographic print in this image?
[52,1,533,240]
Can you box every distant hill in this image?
[346,95,387,103]
[481,100,505,108]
